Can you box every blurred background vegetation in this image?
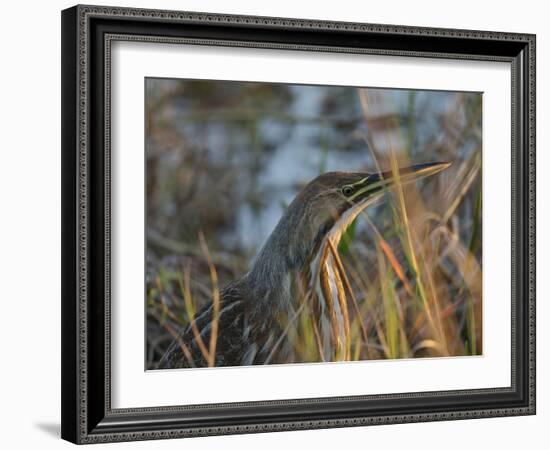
[145,78,482,369]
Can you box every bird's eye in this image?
[342,185,354,197]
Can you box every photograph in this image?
[145,78,483,370]
[56,3,536,445]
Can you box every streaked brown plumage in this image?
[158,162,450,369]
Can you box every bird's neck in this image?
[245,204,321,310]
[245,202,362,311]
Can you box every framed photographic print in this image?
[61,4,536,444]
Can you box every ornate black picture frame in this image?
[61,4,536,444]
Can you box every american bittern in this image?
[158,162,450,368]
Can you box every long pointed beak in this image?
[370,161,451,187]
[349,161,451,202]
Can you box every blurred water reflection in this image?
[146,79,478,260]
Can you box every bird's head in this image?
[288,161,451,247]
[248,161,451,304]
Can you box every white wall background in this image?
[0,0,545,448]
